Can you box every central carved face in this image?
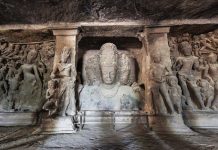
[99,43,118,85]
[101,66,116,84]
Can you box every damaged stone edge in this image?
[0,18,218,30]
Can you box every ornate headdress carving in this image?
[61,47,71,63]
[98,43,118,67]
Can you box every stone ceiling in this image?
[0,0,218,25]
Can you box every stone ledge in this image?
[183,110,218,129]
[80,111,148,124]
[0,112,38,126]
[148,114,195,134]
[40,116,76,134]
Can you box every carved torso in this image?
[57,63,72,78]
[177,56,198,76]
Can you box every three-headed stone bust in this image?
[79,43,141,110]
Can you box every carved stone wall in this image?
[0,32,55,112]
[169,29,218,110]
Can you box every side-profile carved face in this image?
[99,43,118,84]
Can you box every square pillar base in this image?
[40,116,76,134]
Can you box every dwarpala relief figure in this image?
[174,41,205,109]
[43,47,76,116]
[79,43,141,111]
[150,53,175,114]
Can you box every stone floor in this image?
[0,124,218,150]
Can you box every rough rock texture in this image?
[0,0,218,25]
[0,30,54,42]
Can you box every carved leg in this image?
[178,75,193,108]
[160,82,175,114]
[151,86,164,114]
[206,96,214,108]
[212,81,218,109]
[187,81,205,109]
[65,81,76,116]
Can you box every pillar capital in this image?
[53,28,79,36]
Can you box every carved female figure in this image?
[17,49,43,112]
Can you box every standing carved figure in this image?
[150,53,175,114]
[174,41,205,109]
[17,49,43,111]
[207,53,218,109]
[49,47,76,116]
[43,80,59,116]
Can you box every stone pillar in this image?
[41,28,79,134]
[137,28,151,114]
[143,27,171,115]
[138,27,171,115]
[146,27,193,133]
[147,27,171,67]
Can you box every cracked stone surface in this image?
[0,124,218,150]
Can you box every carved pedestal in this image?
[80,111,148,130]
[0,112,37,126]
[40,116,75,134]
[148,114,195,134]
[41,28,79,134]
[81,111,147,124]
[183,110,218,130]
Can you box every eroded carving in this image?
[0,40,55,112]
[169,29,218,110]
[79,43,142,111]
[43,47,76,117]
[150,52,175,114]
